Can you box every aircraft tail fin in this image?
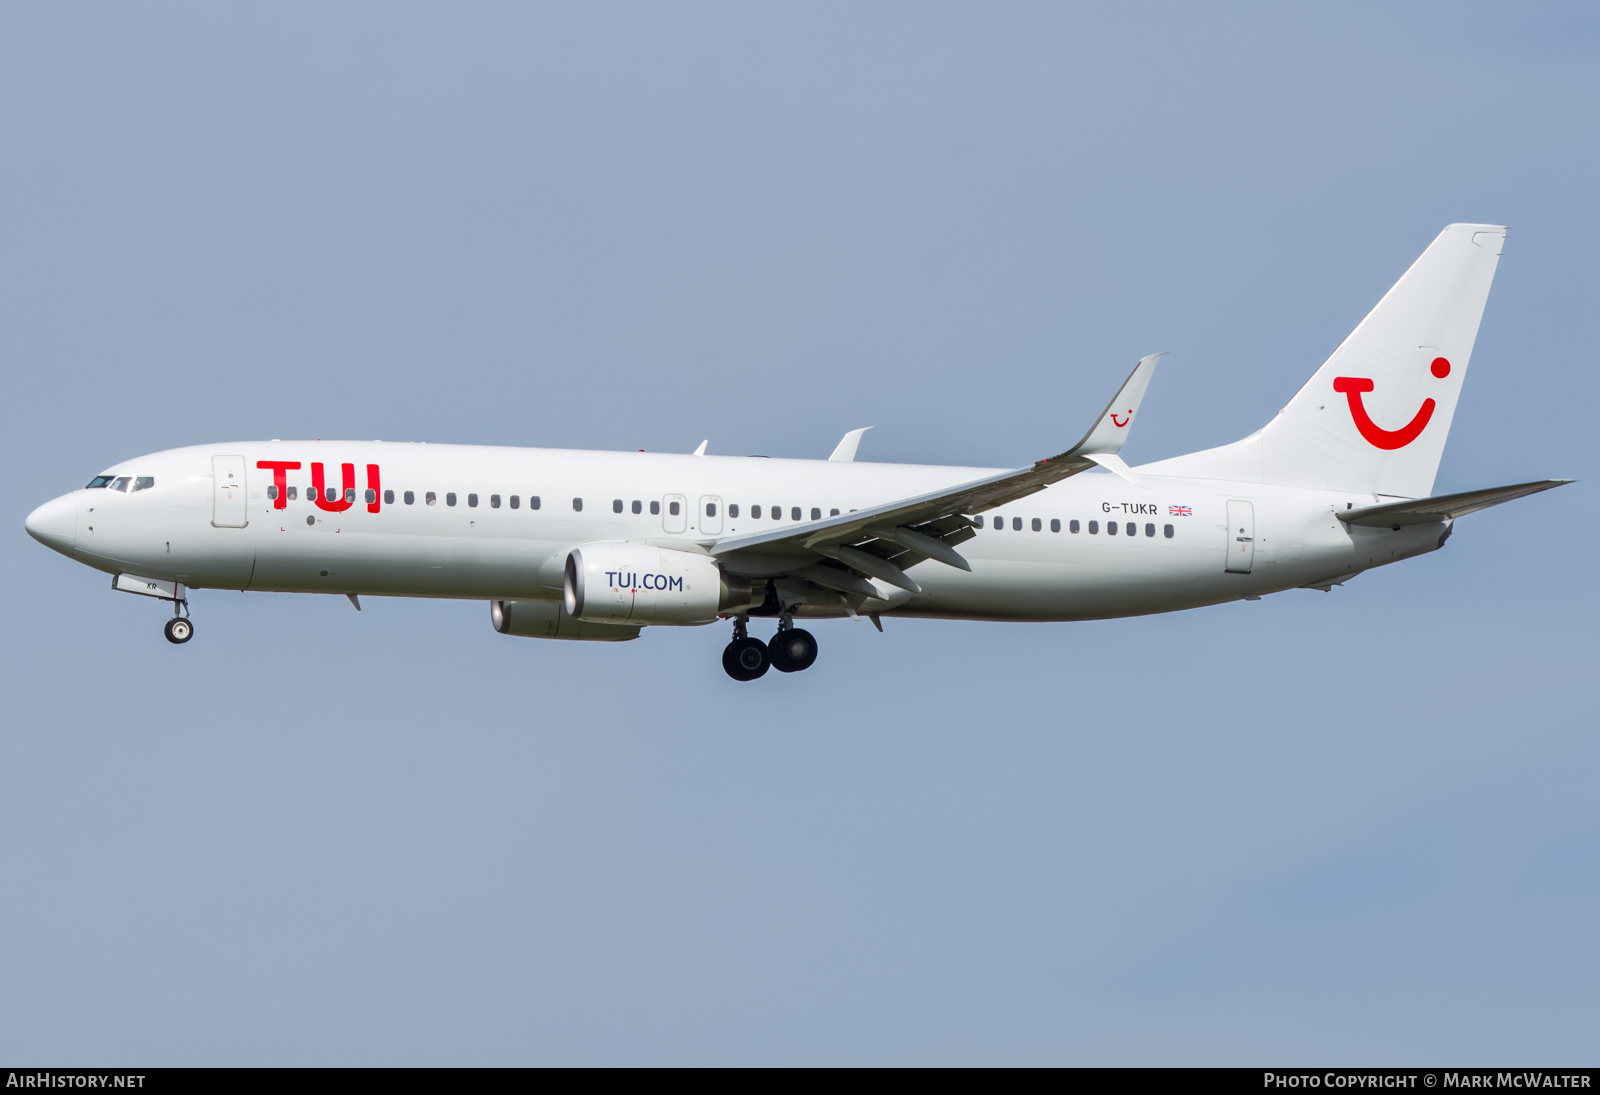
[1144,224,1505,498]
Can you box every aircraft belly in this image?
[900,547,1230,621]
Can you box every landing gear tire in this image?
[722,637,770,681]
[769,628,818,673]
[164,617,194,645]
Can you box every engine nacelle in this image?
[564,542,734,625]
[491,599,641,641]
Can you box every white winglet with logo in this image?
[1069,353,1164,456]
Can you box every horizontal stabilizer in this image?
[1338,479,1573,528]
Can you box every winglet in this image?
[1065,354,1164,456]
[692,440,708,456]
[829,427,872,462]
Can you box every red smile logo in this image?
[1333,357,1450,450]
[1110,410,1132,428]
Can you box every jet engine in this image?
[564,543,744,625]
[491,599,641,641]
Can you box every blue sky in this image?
[2,2,1595,1064]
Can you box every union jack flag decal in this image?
[1169,505,1192,517]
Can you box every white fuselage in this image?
[30,441,1445,623]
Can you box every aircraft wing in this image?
[1337,479,1573,528]
[711,354,1163,593]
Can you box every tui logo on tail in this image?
[1333,357,1451,450]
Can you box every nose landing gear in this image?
[163,593,193,645]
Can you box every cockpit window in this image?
[110,477,131,492]
[132,477,155,492]
[86,475,114,489]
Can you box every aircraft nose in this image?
[25,492,77,554]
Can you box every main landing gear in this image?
[721,615,818,681]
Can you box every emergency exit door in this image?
[661,494,688,534]
[212,455,248,528]
[699,495,723,536]
[1225,500,1254,573]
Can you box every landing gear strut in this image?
[722,615,770,681]
[163,594,193,644]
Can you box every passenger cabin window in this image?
[1164,524,1174,538]
[267,485,278,500]
[791,507,801,521]
[706,502,717,517]
[572,497,583,512]
[830,508,840,516]
[467,494,478,508]
[811,507,820,520]
[992,516,1002,530]
[426,492,437,505]
[111,477,131,492]
[1107,521,1118,535]
[404,491,415,505]
[752,505,762,519]
[649,501,660,515]
[325,487,338,502]
[1070,519,1080,533]
[1013,517,1022,531]
[1032,518,1041,532]
[86,475,114,489]
[510,495,520,509]
[771,506,781,520]
[631,500,641,514]
[530,496,541,510]
[729,504,740,518]
[365,489,377,504]
[613,499,623,513]
[1050,519,1060,532]
[384,489,395,504]
[132,477,154,492]
[490,495,501,509]
[1089,520,1099,534]
[446,493,458,507]
[1145,523,1155,537]
[1126,522,1136,537]
[287,486,298,501]
[670,501,681,516]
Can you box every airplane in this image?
[24,223,1570,681]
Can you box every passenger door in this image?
[699,495,723,536]
[1224,500,1254,573]
[662,493,688,534]
[212,455,248,528]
